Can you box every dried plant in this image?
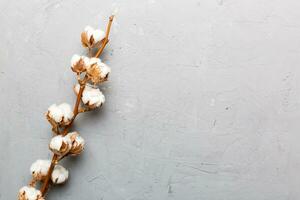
[18,15,115,200]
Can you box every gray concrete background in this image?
[0,0,300,199]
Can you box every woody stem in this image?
[62,76,88,136]
[95,15,114,58]
[40,154,58,195]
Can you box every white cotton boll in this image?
[65,131,85,155]
[85,60,111,83]
[74,84,105,108]
[49,135,71,155]
[92,29,105,43]
[71,54,89,66]
[58,103,74,123]
[18,186,43,200]
[82,84,105,107]
[84,26,105,43]
[71,54,81,66]
[47,103,74,125]
[99,62,111,78]
[71,55,89,73]
[30,160,51,180]
[82,26,106,48]
[48,104,63,123]
[84,26,94,40]
[83,86,105,107]
[51,165,69,184]
[49,135,63,151]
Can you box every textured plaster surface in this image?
[0,0,300,199]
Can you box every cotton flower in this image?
[71,54,89,73]
[30,160,51,181]
[51,165,69,184]
[49,135,71,156]
[81,26,105,48]
[65,131,85,156]
[74,83,105,108]
[47,103,74,125]
[18,186,44,200]
[86,58,111,84]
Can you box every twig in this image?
[95,15,114,58]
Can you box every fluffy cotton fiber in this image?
[49,135,71,155]
[74,84,105,108]
[48,103,74,124]
[18,186,44,200]
[30,160,51,180]
[65,132,85,155]
[51,165,69,184]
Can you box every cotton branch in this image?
[18,15,115,199]
[40,16,114,197]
